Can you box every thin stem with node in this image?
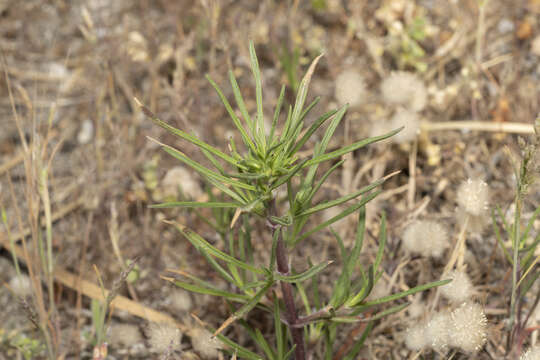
[268,199,305,360]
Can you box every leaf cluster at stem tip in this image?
[138,41,456,360]
[137,41,400,228]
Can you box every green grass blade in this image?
[521,204,540,243]
[275,260,333,283]
[492,209,512,264]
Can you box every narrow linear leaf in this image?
[330,205,366,308]
[136,99,239,167]
[150,202,242,209]
[295,191,381,245]
[342,322,374,360]
[301,105,347,191]
[269,85,286,147]
[283,97,321,154]
[201,147,226,174]
[269,229,279,272]
[248,41,266,151]
[298,178,387,217]
[164,277,249,302]
[275,260,333,283]
[201,251,238,287]
[304,127,402,168]
[332,303,409,324]
[270,158,310,191]
[229,69,253,133]
[273,292,285,359]
[280,105,293,142]
[214,281,273,337]
[214,333,263,360]
[166,221,265,275]
[206,76,258,154]
[492,210,512,265]
[290,53,324,135]
[289,109,337,157]
[306,159,345,202]
[522,204,540,243]
[225,172,266,180]
[350,279,451,309]
[207,177,248,204]
[373,212,387,274]
[255,329,276,360]
[241,281,268,291]
[150,137,256,191]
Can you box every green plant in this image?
[493,127,540,357]
[138,41,448,359]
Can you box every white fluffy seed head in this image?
[381,71,427,111]
[441,270,474,303]
[521,345,540,360]
[402,220,449,258]
[109,323,143,348]
[448,302,487,353]
[424,311,451,352]
[170,289,193,313]
[335,69,367,108]
[147,323,182,354]
[388,109,421,143]
[457,210,490,234]
[407,296,425,319]
[9,275,32,297]
[190,327,221,359]
[457,179,489,217]
[405,324,427,351]
[162,166,203,200]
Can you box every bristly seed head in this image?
[457,178,489,217]
[402,220,449,258]
[440,269,474,303]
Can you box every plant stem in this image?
[276,234,305,360]
[269,200,305,360]
[508,192,521,349]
